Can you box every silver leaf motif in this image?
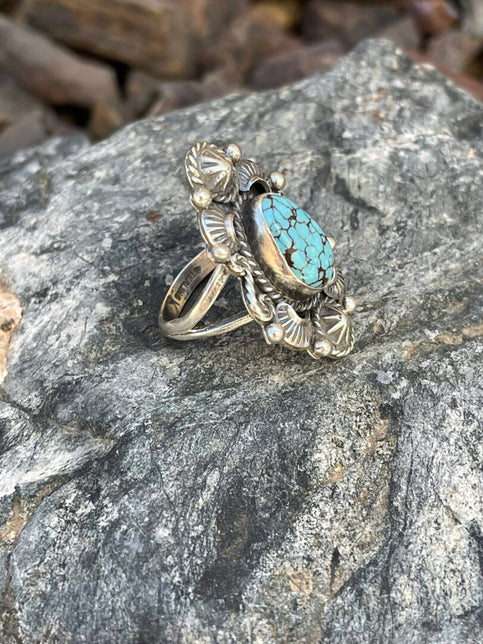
[275,302,314,350]
[312,300,354,358]
[199,205,238,253]
[185,141,238,203]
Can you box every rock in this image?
[148,70,239,118]
[408,49,483,101]
[0,40,482,643]
[204,6,300,84]
[87,100,126,141]
[0,132,88,196]
[401,0,459,37]
[148,80,211,118]
[461,0,483,37]
[302,0,400,47]
[376,15,421,50]
[0,15,119,109]
[125,70,160,119]
[426,29,482,73]
[186,0,248,46]
[251,0,301,31]
[23,0,197,78]
[127,68,233,121]
[0,0,20,15]
[0,64,47,129]
[0,285,21,385]
[0,108,58,159]
[249,40,344,89]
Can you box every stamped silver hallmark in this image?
[158,141,356,359]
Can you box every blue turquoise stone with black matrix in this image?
[261,194,334,289]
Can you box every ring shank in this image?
[158,250,252,340]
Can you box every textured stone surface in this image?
[0,64,46,130]
[24,0,196,78]
[261,194,334,288]
[0,15,120,109]
[249,40,344,90]
[0,40,482,643]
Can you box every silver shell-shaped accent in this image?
[185,141,238,203]
[323,267,345,303]
[199,205,238,253]
[237,159,270,193]
[275,302,314,350]
[312,300,354,358]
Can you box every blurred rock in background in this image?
[0,0,482,158]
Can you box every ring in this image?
[159,141,355,359]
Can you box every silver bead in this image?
[344,296,356,313]
[270,171,286,191]
[211,244,231,263]
[265,322,285,344]
[327,235,336,250]
[314,338,332,356]
[225,143,242,162]
[192,187,212,209]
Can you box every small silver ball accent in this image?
[225,143,242,162]
[270,171,286,191]
[265,323,285,344]
[314,338,332,356]
[344,296,356,313]
[327,235,336,250]
[192,187,212,209]
[211,244,231,263]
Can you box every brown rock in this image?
[88,100,125,140]
[205,6,301,84]
[0,64,45,130]
[249,40,345,90]
[0,108,57,159]
[125,70,159,119]
[24,0,196,78]
[302,0,400,48]
[377,15,421,50]
[148,81,206,117]
[251,0,301,31]
[401,0,459,37]
[148,70,229,117]
[0,0,21,14]
[186,0,248,45]
[427,29,482,73]
[0,285,22,385]
[0,15,119,108]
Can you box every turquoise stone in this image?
[261,194,334,289]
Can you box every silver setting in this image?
[159,141,356,359]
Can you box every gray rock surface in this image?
[0,40,482,643]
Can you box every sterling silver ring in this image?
[159,141,356,359]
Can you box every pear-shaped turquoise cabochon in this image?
[261,194,334,289]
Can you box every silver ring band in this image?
[159,250,252,340]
